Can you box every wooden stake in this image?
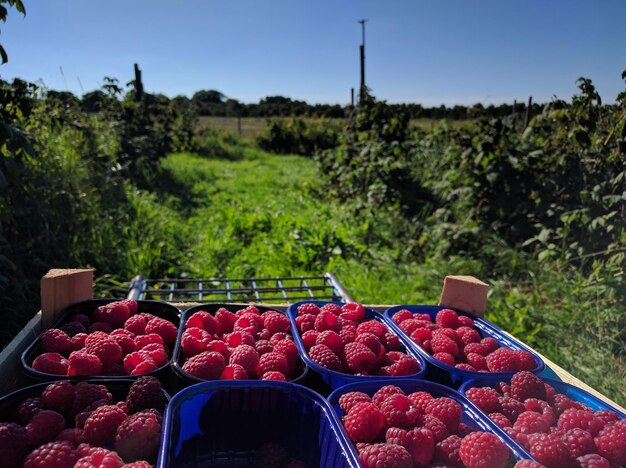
[439,275,489,317]
[40,269,94,327]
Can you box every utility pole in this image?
[358,19,367,103]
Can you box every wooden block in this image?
[40,269,94,327]
[439,275,489,317]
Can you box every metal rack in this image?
[126,272,354,303]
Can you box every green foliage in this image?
[0,0,25,64]
[256,117,340,156]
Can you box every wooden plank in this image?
[40,268,94,328]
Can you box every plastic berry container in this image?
[157,380,359,467]
[172,304,308,384]
[286,301,428,391]
[21,299,181,381]
[328,379,530,466]
[384,304,545,387]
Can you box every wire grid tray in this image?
[126,272,354,304]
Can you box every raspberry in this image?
[71,314,91,326]
[223,331,255,348]
[400,319,424,335]
[85,332,123,365]
[134,333,164,350]
[380,394,419,429]
[182,351,226,379]
[339,392,371,413]
[314,311,341,332]
[234,313,262,335]
[139,343,167,367]
[436,309,459,329]
[388,355,421,376]
[273,339,299,367]
[558,409,604,436]
[94,301,130,327]
[71,333,88,351]
[505,426,530,450]
[124,314,149,335]
[181,327,210,357]
[370,385,403,406]
[339,326,357,345]
[515,411,551,434]
[488,412,512,428]
[263,311,290,334]
[574,453,611,468]
[551,394,578,417]
[343,342,376,373]
[464,353,486,371]
[391,309,413,325]
[356,320,387,338]
[121,352,156,375]
[15,397,43,425]
[269,332,291,345]
[486,347,519,372]
[481,337,500,353]
[496,396,524,422]
[57,428,86,446]
[513,350,537,371]
[525,398,555,425]
[405,391,432,414]
[41,381,76,414]
[144,317,178,345]
[433,352,456,366]
[257,352,290,376]
[0,422,28,467]
[23,441,78,468]
[186,311,219,335]
[415,413,449,443]
[26,409,66,447]
[32,352,69,375]
[261,371,285,381]
[126,377,166,414]
[425,397,462,433]
[431,335,459,358]
[114,411,161,462]
[60,321,87,337]
[74,447,124,468]
[87,322,114,334]
[358,443,412,468]
[511,371,546,401]
[562,428,595,459]
[320,303,342,315]
[434,434,463,465]
[110,329,136,355]
[459,431,509,468]
[343,402,385,443]
[464,342,489,356]
[295,314,316,333]
[341,302,366,322]
[466,387,502,414]
[255,339,274,355]
[456,326,481,345]
[594,424,626,465]
[229,344,260,375]
[594,410,620,426]
[71,382,112,417]
[529,433,572,468]
[297,302,320,316]
[386,426,434,465]
[215,308,237,334]
[514,461,545,468]
[316,330,344,355]
[40,328,73,354]
[68,350,102,376]
[83,405,128,446]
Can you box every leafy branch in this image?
[0,0,25,64]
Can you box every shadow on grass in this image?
[195,139,246,161]
[149,165,202,212]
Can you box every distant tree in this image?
[47,90,80,107]
[81,90,108,113]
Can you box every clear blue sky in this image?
[1,0,625,105]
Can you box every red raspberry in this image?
[486,347,519,372]
[138,343,167,367]
[261,371,286,381]
[15,397,43,424]
[314,311,341,332]
[182,351,225,379]
[181,327,210,357]
[41,381,76,414]
[514,350,537,371]
[490,412,512,428]
[233,313,262,335]
[481,337,500,353]
[114,411,161,462]
[356,320,387,338]
[465,342,489,356]
[459,431,509,468]
[431,335,459,358]
[386,426,435,465]
[218,364,247,380]
[255,339,274,355]
[407,391,433,413]
[118,299,138,314]
[124,314,149,335]
[57,428,86,446]
[593,424,626,465]
[144,317,178,345]
[387,355,421,377]
[297,302,320,316]
[339,325,357,345]
[70,382,112,417]
[23,441,78,468]
[186,311,219,335]
[134,333,164,350]
[262,311,290,334]
[435,309,459,329]
[314,330,343,355]
[562,428,595,459]
[338,392,371,413]
[40,328,73,354]
[320,303,342,315]
[74,447,124,468]
[273,339,299,367]
[71,333,88,351]
[94,301,130,327]
[223,331,255,348]
[0,422,28,467]
[358,443,412,468]
[455,363,475,371]
[268,332,291,345]
[85,332,123,364]
[343,402,385,443]
[214,308,237,334]
[229,344,260,375]
[32,352,69,375]
[26,409,66,447]
[465,352,487,370]
[380,394,419,429]
[514,460,545,467]
[83,405,127,446]
[529,433,572,468]
[68,350,102,376]
[87,322,114,334]
[257,352,290,376]
[574,453,610,467]
[425,397,462,433]
[594,410,620,426]
[551,394,579,417]
[295,314,316,333]
[433,352,456,366]
[515,411,551,434]
[341,302,366,321]
[110,329,136,355]
[381,332,400,351]
[499,396,525,422]
[122,352,156,375]
[558,409,604,436]
[126,376,166,414]
[524,398,554,425]
[416,414,450,443]
[456,326,481,345]
[434,434,462,465]
[60,321,87,337]
[354,332,382,358]
[205,339,232,359]
[466,387,502,414]
[372,385,405,407]
[391,309,413,325]
[505,426,530,450]
[343,342,376,373]
[400,319,423,335]
[511,371,546,401]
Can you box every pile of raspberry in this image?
[464,371,626,467]
[0,376,167,467]
[179,305,301,381]
[392,308,536,372]
[295,302,421,377]
[337,384,513,468]
[31,300,178,376]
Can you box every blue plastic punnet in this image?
[328,379,531,464]
[157,380,359,467]
[286,301,428,390]
[384,304,545,386]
